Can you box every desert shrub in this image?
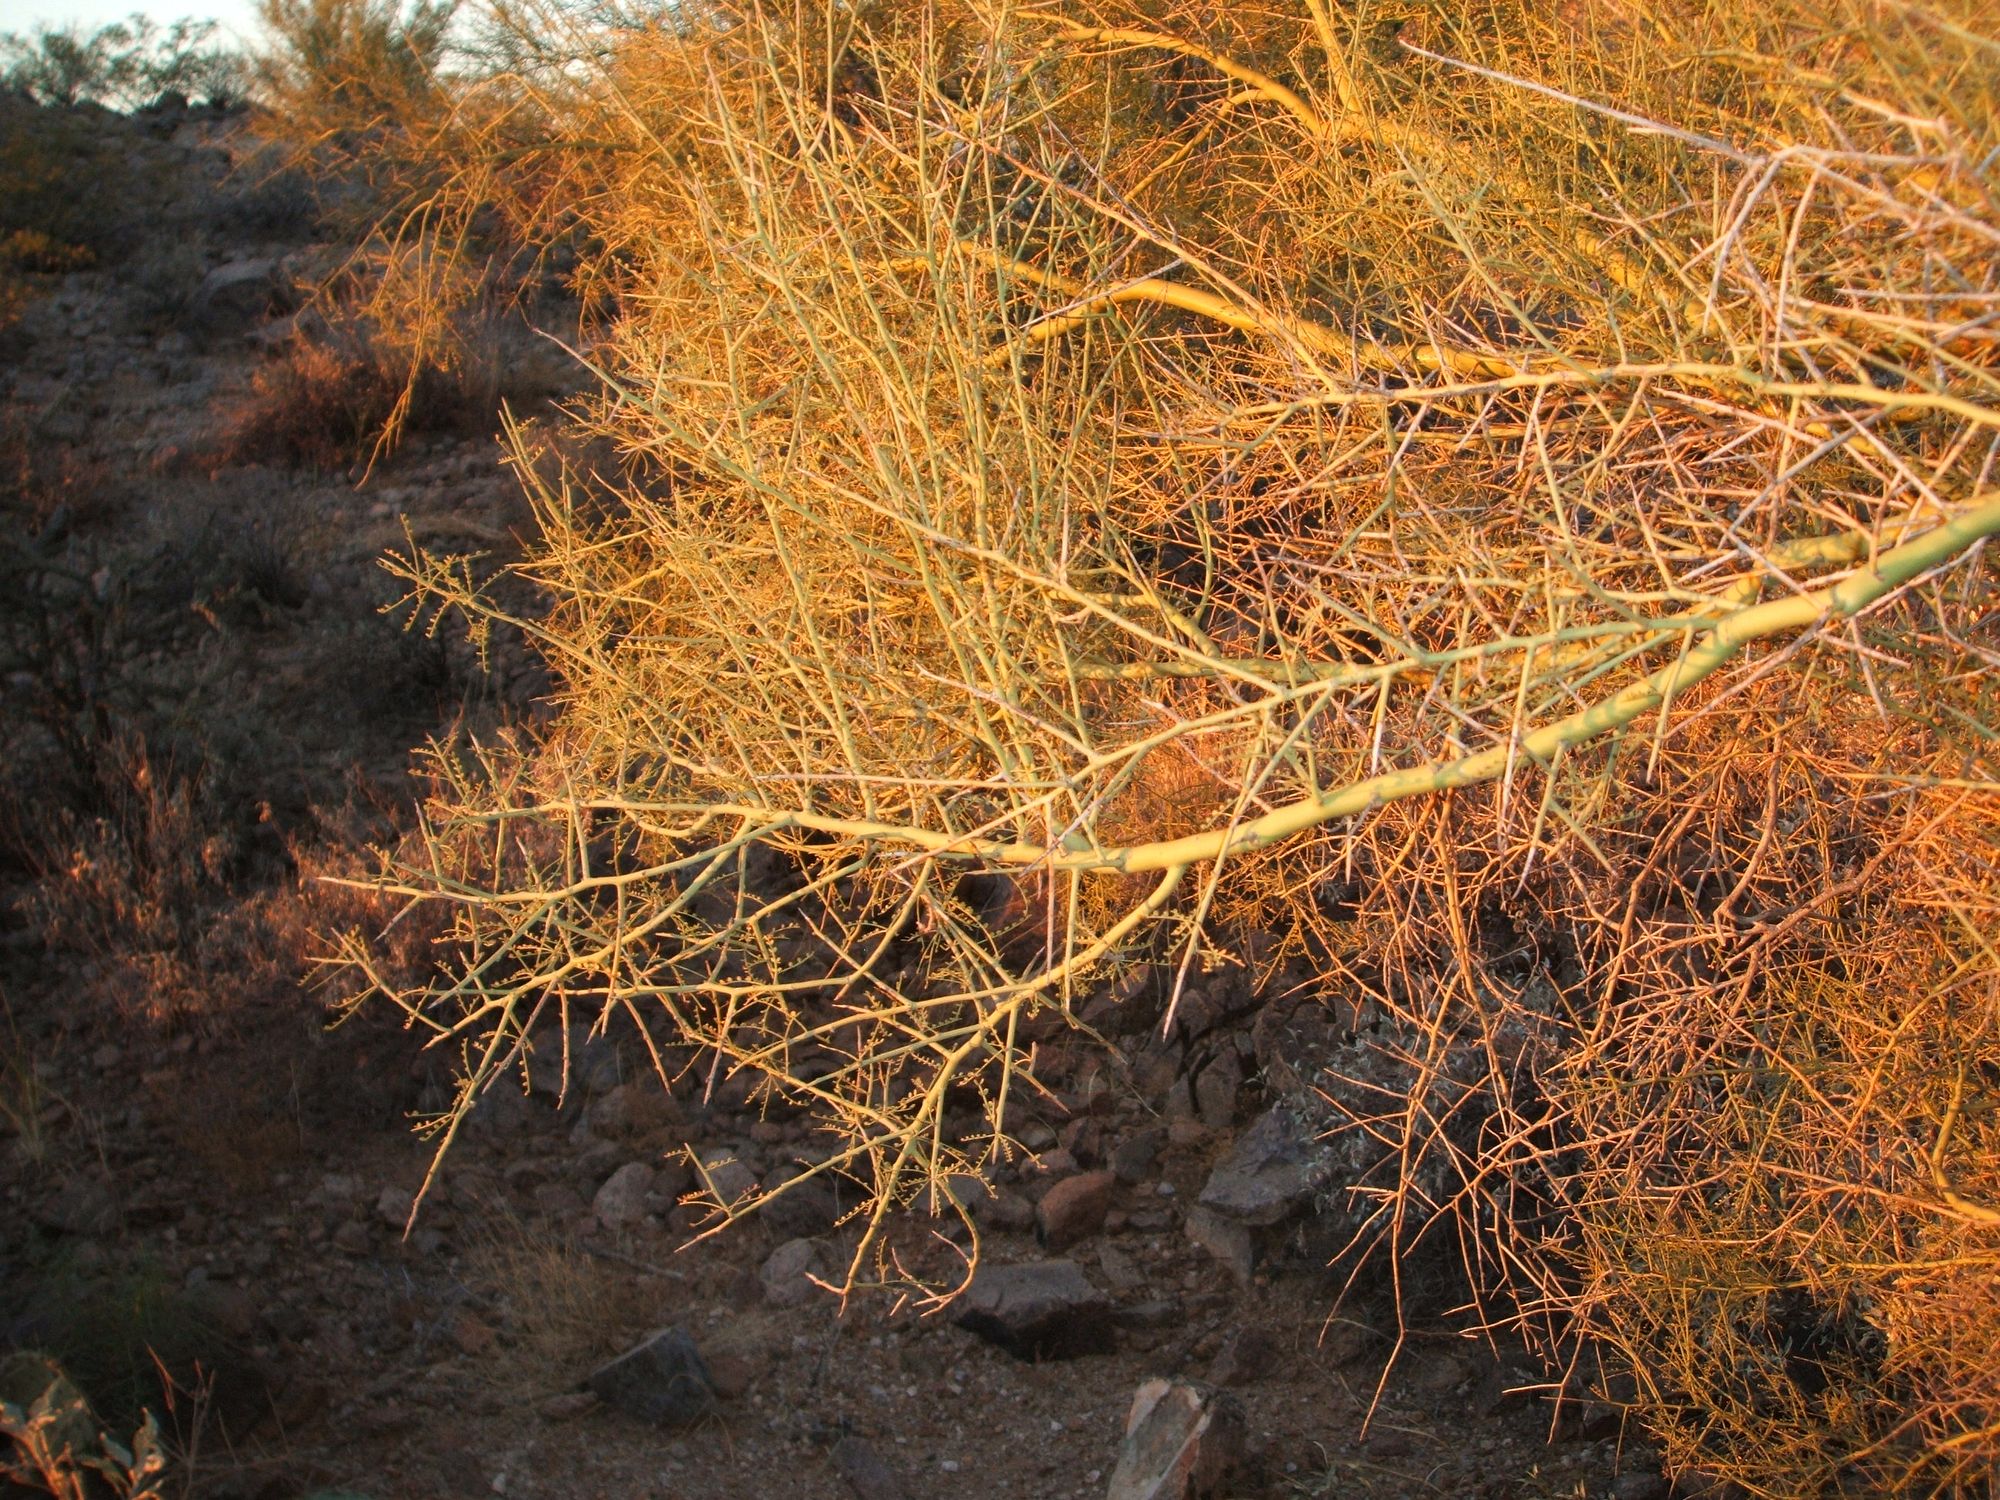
[0,545,242,992]
[459,1215,654,1396]
[121,237,211,333]
[218,303,550,468]
[206,156,322,241]
[327,1,2000,1492]
[23,736,237,963]
[0,229,94,274]
[223,330,419,470]
[255,0,457,127]
[0,469,254,1007]
[0,1354,165,1500]
[0,96,138,260]
[0,1263,225,1441]
[0,15,247,109]
[249,0,607,453]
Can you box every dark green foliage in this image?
[0,15,247,109]
[0,95,141,260]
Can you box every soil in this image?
[0,100,1678,1500]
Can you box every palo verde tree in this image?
[325,1,2000,1490]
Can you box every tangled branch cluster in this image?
[327,1,1999,1489]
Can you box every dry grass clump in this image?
[323,0,1999,1490]
[459,1216,654,1398]
[217,295,567,471]
[222,328,426,471]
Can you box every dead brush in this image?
[20,735,236,978]
[312,0,2000,1490]
[458,1213,653,1399]
[218,325,435,472]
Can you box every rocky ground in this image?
[1,98,1688,1500]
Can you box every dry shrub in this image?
[322,0,2000,1491]
[0,1355,165,1500]
[217,283,576,470]
[0,228,94,274]
[220,326,431,471]
[0,94,150,264]
[459,1217,653,1397]
[25,736,236,963]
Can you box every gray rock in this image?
[585,1326,715,1425]
[32,1174,119,1236]
[374,1184,416,1230]
[1109,1127,1165,1185]
[1192,1053,1242,1129]
[1183,1206,1254,1285]
[1195,1106,1331,1227]
[759,1237,827,1307]
[953,1260,1113,1360]
[1036,1170,1116,1251]
[188,258,282,337]
[695,1149,758,1207]
[592,1162,655,1227]
[1105,1379,1245,1500]
[831,1435,906,1500]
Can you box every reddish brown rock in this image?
[1036,1169,1116,1251]
[449,1312,496,1355]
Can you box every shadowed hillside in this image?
[3,2,1997,1497]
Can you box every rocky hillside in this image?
[0,93,1695,1500]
